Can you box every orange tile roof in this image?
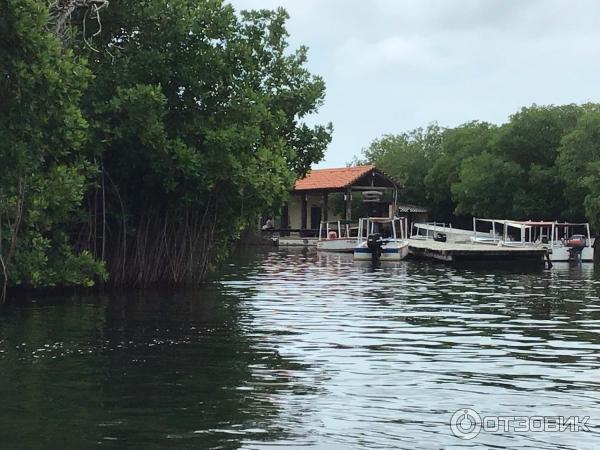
[294,165,375,191]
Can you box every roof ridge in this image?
[294,165,377,191]
[305,164,374,173]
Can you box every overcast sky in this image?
[229,0,600,168]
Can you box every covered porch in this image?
[283,165,399,237]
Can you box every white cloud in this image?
[229,0,600,167]
[334,35,458,77]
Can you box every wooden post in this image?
[322,192,328,222]
[301,193,307,230]
[345,188,352,221]
[281,202,289,234]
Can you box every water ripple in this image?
[0,249,599,449]
[220,250,600,449]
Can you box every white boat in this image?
[411,222,465,243]
[472,218,594,262]
[471,219,530,246]
[514,220,593,262]
[411,222,501,244]
[353,217,409,261]
[316,220,357,253]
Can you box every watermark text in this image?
[450,408,590,439]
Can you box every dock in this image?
[278,237,318,247]
[243,230,318,247]
[408,239,548,263]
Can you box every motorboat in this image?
[353,217,409,261]
[472,218,594,262]
[316,220,357,253]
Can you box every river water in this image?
[1,248,600,449]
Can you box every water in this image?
[1,248,600,449]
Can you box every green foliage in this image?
[0,0,105,295]
[1,0,331,294]
[494,105,581,167]
[10,232,106,288]
[83,1,330,219]
[424,121,496,219]
[583,162,600,230]
[452,153,524,218]
[557,109,600,226]
[358,124,443,205]
[359,104,600,228]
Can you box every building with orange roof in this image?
[281,165,406,234]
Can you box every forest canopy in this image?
[357,104,600,229]
[0,0,332,301]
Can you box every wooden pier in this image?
[278,237,318,247]
[408,239,548,263]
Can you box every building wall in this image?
[288,194,303,229]
[285,195,429,231]
[288,193,345,229]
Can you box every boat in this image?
[353,217,409,261]
[411,222,464,243]
[472,218,594,262]
[411,221,505,244]
[316,220,358,253]
[470,219,523,246]
[512,220,593,262]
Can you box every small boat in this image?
[353,217,409,261]
[472,218,594,262]
[513,221,594,262]
[316,220,358,253]
[411,222,467,243]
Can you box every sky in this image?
[229,0,600,168]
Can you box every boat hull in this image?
[548,246,594,262]
[353,241,409,261]
[317,238,357,253]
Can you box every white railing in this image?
[410,222,453,240]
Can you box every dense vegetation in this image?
[0,0,331,301]
[358,104,600,229]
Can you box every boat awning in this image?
[363,217,398,223]
[475,218,532,230]
[512,221,554,226]
[514,221,589,227]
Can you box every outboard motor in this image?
[367,233,383,263]
[434,232,447,243]
[566,234,587,262]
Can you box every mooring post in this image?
[545,252,553,269]
[301,193,307,232]
[345,188,352,221]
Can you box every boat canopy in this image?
[475,218,532,230]
[320,219,354,225]
[365,217,400,223]
[512,221,590,227]
[473,218,591,243]
[357,216,408,241]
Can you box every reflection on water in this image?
[1,248,600,449]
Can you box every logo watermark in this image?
[450,408,591,440]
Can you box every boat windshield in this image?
[357,217,407,242]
